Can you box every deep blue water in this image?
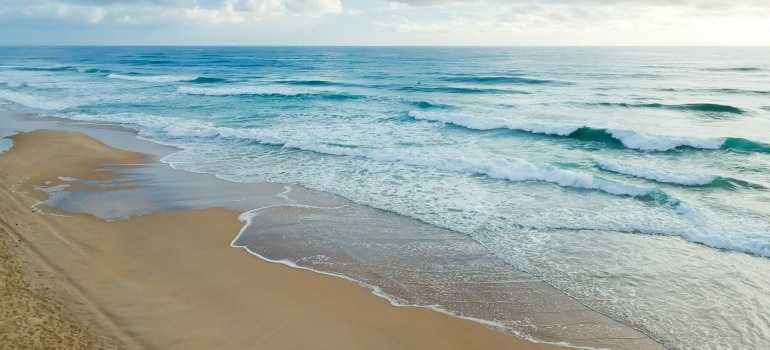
[1,46,770,349]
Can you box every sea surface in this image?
[1,46,769,349]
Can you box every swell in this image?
[10,66,107,74]
[410,101,453,109]
[190,77,227,84]
[593,158,765,189]
[280,79,347,87]
[702,67,763,72]
[656,88,770,96]
[594,102,745,114]
[440,75,570,86]
[176,86,365,100]
[720,138,770,153]
[409,111,770,153]
[707,88,770,96]
[11,65,78,72]
[108,74,225,84]
[398,86,529,95]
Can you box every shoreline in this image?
[0,126,566,348]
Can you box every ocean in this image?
[1,46,769,349]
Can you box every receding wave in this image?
[409,111,770,153]
[441,75,568,86]
[595,102,745,114]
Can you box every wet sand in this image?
[0,129,564,349]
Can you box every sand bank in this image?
[0,129,564,349]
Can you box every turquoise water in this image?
[1,46,770,349]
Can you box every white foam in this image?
[0,90,71,111]
[107,73,194,83]
[676,204,770,257]
[54,111,664,201]
[593,157,716,185]
[222,130,658,198]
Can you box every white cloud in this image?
[0,0,768,45]
[380,0,770,34]
[0,0,344,26]
[286,0,342,14]
[19,3,106,23]
[184,5,245,23]
[231,0,286,14]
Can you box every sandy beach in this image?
[0,128,565,349]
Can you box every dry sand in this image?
[0,129,566,349]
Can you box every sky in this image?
[0,0,769,46]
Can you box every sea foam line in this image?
[231,205,585,349]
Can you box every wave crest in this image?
[107,74,198,83]
[595,102,744,114]
[441,75,569,86]
[409,111,770,153]
[593,158,716,186]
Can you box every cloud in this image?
[381,0,770,32]
[285,0,342,14]
[18,3,106,23]
[0,0,344,25]
[385,0,770,17]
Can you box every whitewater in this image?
[1,46,769,349]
